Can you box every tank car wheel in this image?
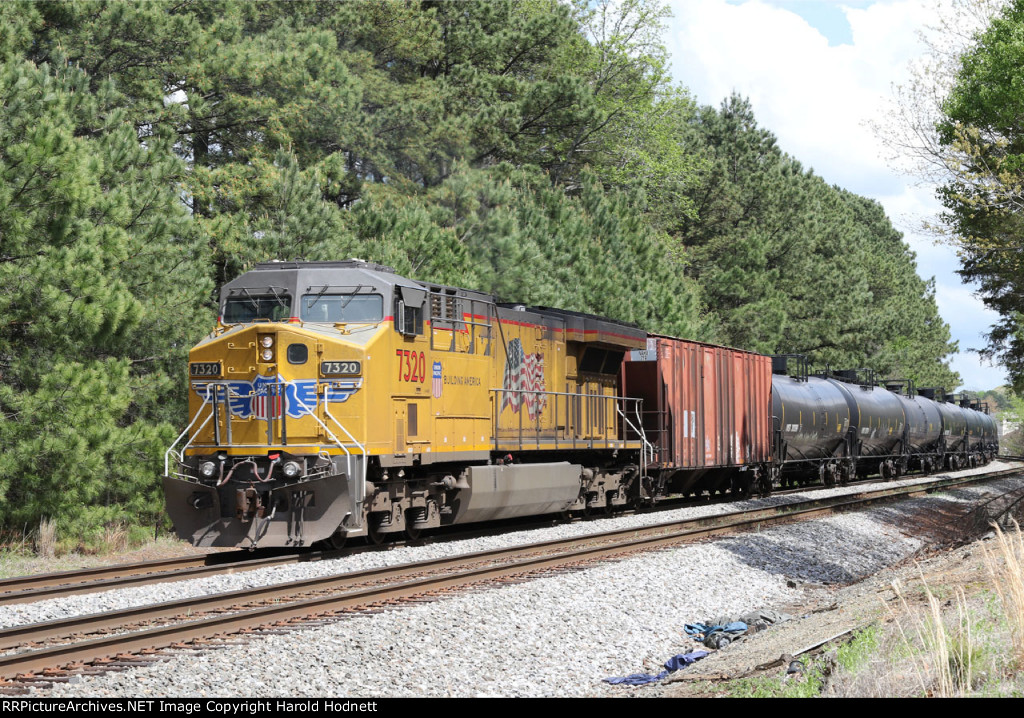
[820,464,835,488]
[839,464,853,486]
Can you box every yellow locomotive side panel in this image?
[185,323,380,456]
[425,340,493,455]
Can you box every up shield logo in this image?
[192,374,362,420]
[432,361,443,399]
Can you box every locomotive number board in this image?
[321,360,362,376]
[189,362,222,377]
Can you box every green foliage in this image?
[0,57,212,537]
[0,0,961,541]
[675,96,959,387]
[837,626,880,673]
[934,0,1024,391]
[347,163,707,338]
[728,660,827,698]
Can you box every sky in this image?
[663,0,1005,392]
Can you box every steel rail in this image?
[0,550,320,606]
[9,458,1015,607]
[1,464,1020,680]
[4,464,1018,650]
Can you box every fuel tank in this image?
[937,400,968,452]
[890,392,941,455]
[771,375,850,463]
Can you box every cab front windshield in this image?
[223,295,292,323]
[301,294,383,323]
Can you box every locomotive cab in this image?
[164,260,410,548]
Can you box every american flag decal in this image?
[253,382,283,421]
[501,338,547,420]
[432,361,443,399]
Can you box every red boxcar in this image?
[622,335,772,495]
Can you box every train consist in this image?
[163,260,999,549]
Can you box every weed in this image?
[836,626,879,673]
[728,660,826,698]
[35,517,56,558]
[983,522,1024,668]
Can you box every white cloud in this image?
[668,0,937,195]
[665,0,1003,391]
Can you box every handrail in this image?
[489,387,646,452]
[164,382,236,475]
[617,399,653,468]
[289,386,368,525]
[166,381,367,515]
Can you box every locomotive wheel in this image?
[366,514,390,546]
[322,529,347,551]
[406,507,427,542]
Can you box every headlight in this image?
[260,336,274,348]
[282,461,302,478]
[199,461,217,477]
[261,348,274,361]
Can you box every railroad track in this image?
[1,463,1021,690]
[0,465,980,606]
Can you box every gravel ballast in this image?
[17,461,1023,697]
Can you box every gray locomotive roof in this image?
[221,260,491,309]
[222,261,640,343]
[222,260,426,301]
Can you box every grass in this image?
[836,625,879,673]
[724,627,877,698]
[825,522,1024,697]
[34,517,56,558]
[728,662,827,698]
[718,523,1024,698]
[0,531,204,579]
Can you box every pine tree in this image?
[0,57,210,541]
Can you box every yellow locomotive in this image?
[164,260,649,548]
